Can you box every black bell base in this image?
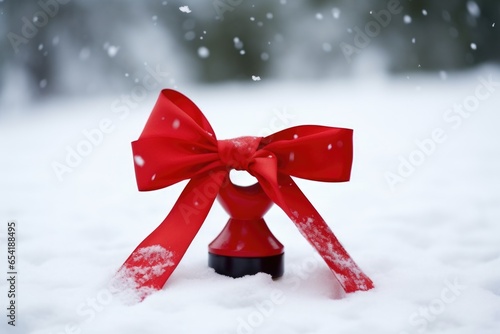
[208,252,284,279]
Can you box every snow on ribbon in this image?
[113,246,174,301]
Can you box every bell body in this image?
[208,178,284,278]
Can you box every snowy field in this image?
[1,68,500,334]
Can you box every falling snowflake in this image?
[79,48,90,60]
[233,37,243,49]
[332,8,340,19]
[322,43,332,52]
[107,45,120,58]
[197,46,210,58]
[179,6,191,13]
[134,155,145,167]
[172,119,180,129]
[466,1,481,18]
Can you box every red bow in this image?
[118,89,374,296]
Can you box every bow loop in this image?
[132,137,220,190]
[262,125,353,182]
[141,89,216,140]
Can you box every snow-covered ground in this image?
[1,68,500,334]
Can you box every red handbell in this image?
[116,89,374,298]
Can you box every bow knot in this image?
[218,136,261,171]
[118,89,374,299]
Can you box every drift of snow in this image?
[1,69,500,334]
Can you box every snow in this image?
[79,48,91,60]
[184,31,195,41]
[106,46,120,58]
[113,245,174,302]
[179,5,191,13]
[234,37,244,50]
[332,8,341,19]
[134,155,145,167]
[1,68,500,334]
[197,46,210,59]
[322,43,332,53]
[466,1,481,18]
[172,118,180,129]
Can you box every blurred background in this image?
[0,0,499,104]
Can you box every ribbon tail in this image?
[115,171,226,298]
[274,174,374,293]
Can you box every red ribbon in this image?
[118,89,374,296]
